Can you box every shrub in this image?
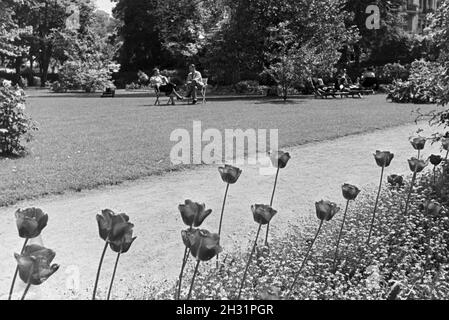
[154,167,449,300]
[234,80,261,94]
[387,60,444,104]
[378,63,410,84]
[0,82,38,156]
[56,60,117,93]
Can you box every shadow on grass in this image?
[254,99,308,105]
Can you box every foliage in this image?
[378,63,410,83]
[56,60,117,92]
[153,166,449,300]
[0,82,38,155]
[387,60,444,104]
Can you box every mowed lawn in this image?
[0,91,434,206]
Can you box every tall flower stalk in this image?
[9,208,48,300]
[410,136,426,159]
[238,205,277,299]
[404,158,428,216]
[429,155,442,186]
[186,230,221,300]
[217,165,242,266]
[333,184,360,271]
[265,151,290,246]
[177,201,212,300]
[289,201,339,296]
[94,209,135,300]
[367,151,394,246]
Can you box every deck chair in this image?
[152,79,176,106]
[187,78,208,104]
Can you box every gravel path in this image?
[0,122,442,300]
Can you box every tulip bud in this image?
[251,204,277,225]
[408,158,428,173]
[96,209,132,243]
[178,200,212,227]
[109,223,137,254]
[315,200,340,221]
[15,208,48,239]
[269,150,291,169]
[419,201,443,217]
[342,184,360,201]
[189,229,222,261]
[409,136,426,151]
[218,165,242,184]
[14,245,59,285]
[387,174,404,187]
[181,228,199,248]
[373,151,394,168]
[429,154,443,166]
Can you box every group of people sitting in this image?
[139,64,205,105]
[309,67,379,96]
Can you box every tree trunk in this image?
[40,46,52,87]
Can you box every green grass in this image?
[0,91,435,207]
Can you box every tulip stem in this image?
[418,150,420,160]
[433,166,436,186]
[187,260,201,300]
[21,270,33,301]
[238,223,262,300]
[367,165,385,246]
[404,168,418,216]
[92,241,109,300]
[288,220,324,296]
[216,183,230,267]
[265,167,280,246]
[107,252,121,300]
[8,237,29,300]
[177,247,190,300]
[333,200,350,272]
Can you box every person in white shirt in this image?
[185,64,204,104]
[149,68,183,105]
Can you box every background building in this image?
[399,0,440,33]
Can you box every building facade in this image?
[399,0,440,33]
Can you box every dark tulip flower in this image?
[218,165,242,184]
[178,200,212,228]
[409,136,427,150]
[373,151,394,168]
[419,201,443,217]
[181,228,199,248]
[15,208,48,239]
[14,245,59,285]
[251,204,277,225]
[109,223,137,254]
[408,158,428,173]
[315,200,340,221]
[342,184,360,201]
[387,174,404,187]
[96,209,131,242]
[429,154,443,166]
[189,229,222,262]
[269,150,291,169]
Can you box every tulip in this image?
[107,223,137,300]
[419,201,443,217]
[404,158,428,216]
[9,208,48,300]
[429,155,442,185]
[409,136,427,159]
[368,151,394,246]
[93,209,133,300]
[387,174,404,188]
[176,201,212,299]
[238,205,277,299]
[187,230,222,300]
[333,185,360,271]
[178,200,212,228]
[289,201,340,295]
[14,245,59,300]
[265,151,291,246]
[217,165,241,267]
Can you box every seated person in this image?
[150,68,183,105]
[185,64,204,104]
[361,67,379,90]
